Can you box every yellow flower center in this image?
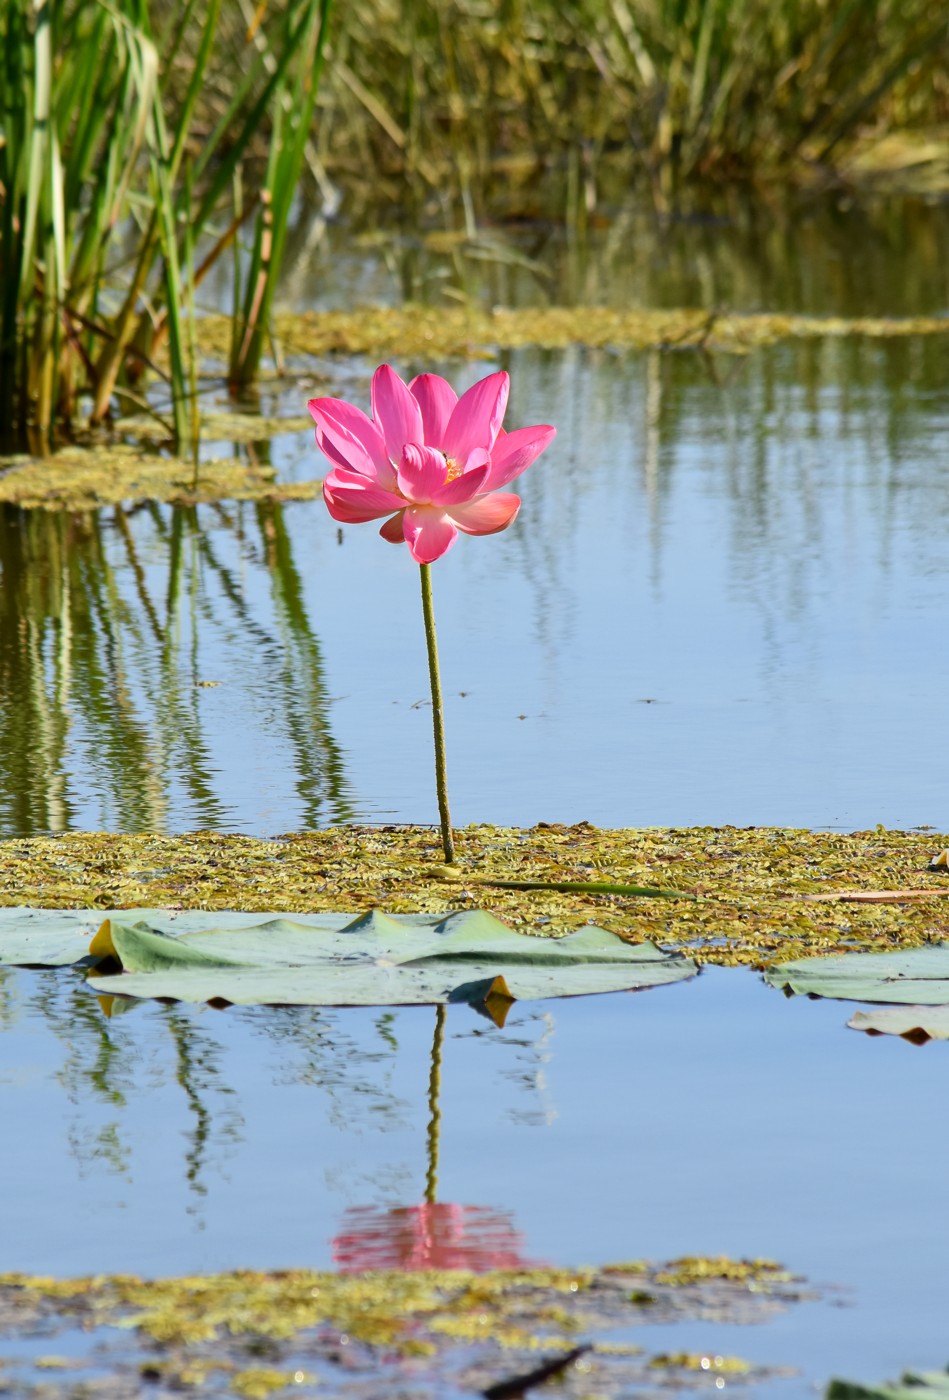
[443,454,462,483]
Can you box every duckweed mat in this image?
[0,445,321,512]
[0,1257,805,1399]
[4,305,947,511]
[0,825,946,967]
[206,305,949,362]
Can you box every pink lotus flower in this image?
[308,364,556,564]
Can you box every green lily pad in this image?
[764,945,949,1004]
[828,1366,949,1400]
[0,906,108,965]
[83,908,697,1008]
[847,1005,949,1040]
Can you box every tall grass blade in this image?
[230,0,332,385]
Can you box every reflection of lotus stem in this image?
[424,1003,446,1204]
[419,563,455,863]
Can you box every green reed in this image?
[2,0,944,452]
[228,1,330,385]
[315,0,948,208]
[0,0,331,453]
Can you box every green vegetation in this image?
[0,1257,801,1397]
[0,907,698,1011]
[0,442,321,510]
[829,1367,949,1400]
[0,0,330,453]
[318,0,949,211]
[0,824,947,966]
[2,0,946,449]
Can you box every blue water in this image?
[1,963,948,1394]
[3,203,949,1396]
[3,338,947,837]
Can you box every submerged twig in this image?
[482,1345,591,1399]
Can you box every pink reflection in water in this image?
[333,1202,536,1272]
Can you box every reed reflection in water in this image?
[270,331,949,831]
[2,326,947,834]
[0,967,556,1274]
[276,189,949,322]
[0,501,352,837]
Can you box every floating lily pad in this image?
[848,1006,949,1040]
[0,906,108,965]
[764,945,949,1004]
[828,1366,949,1400]
[0,907,698,1011]
[84,908,697,1008]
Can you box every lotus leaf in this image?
[848,1006,949,1040]
[765,945,949,1004]
[82,908,697,1008]
[828,1367,949,1400]
[0,906,108,965]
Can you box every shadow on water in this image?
[0,501,352,837]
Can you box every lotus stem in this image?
[424,1003,446,1204]
[419,562,455,863]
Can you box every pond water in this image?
[2,964,949,1394]
[2,191,949,1394]
[3,333,949,835]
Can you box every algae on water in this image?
[0,1257,807,1398]
[0,824,945,967]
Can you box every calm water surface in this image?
[1,196,949,1394]
[1,965,948,1394]
[2,335,948,834]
